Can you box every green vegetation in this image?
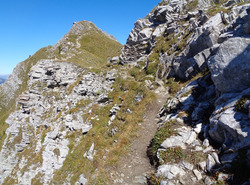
[0,107,14,150]
[213,180,226,185]
[206,0,249,17]
[147,120,177,166]
[148,173,162,185]
[158,147,184,164]
[31,173,44,185]
[183,149,207,166]
[146,61,159,76]
[53,148,60,157]
[207,5,231,17]
[52,73,155,184]
[235,96,249,113]
[166,78,182,95]
[186,0,199,12]
[58,26,122,69]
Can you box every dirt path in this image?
[109,87,168,185]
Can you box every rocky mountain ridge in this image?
[0,20,121,109]
[0,0,249,184]
[116,0,250,184]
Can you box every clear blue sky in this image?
[0,0,159,75]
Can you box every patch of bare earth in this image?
[109,87,168,185]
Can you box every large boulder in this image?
[137,28,153,42]
[209,88,250,151]
[151,5,174,23]
[208,37,250,94]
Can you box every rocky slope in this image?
[0,60,117,184]
[0,21,121,109]
[0,21,124,184]
[0,0,250,185]
[116,0,250,184]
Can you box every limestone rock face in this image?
[120,0,250,83]
[209,88,250,151]
[0,60,116,184]
[0,62,26,107]
[208,37,250,94]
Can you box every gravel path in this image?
[109,87,168,184]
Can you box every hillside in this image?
[0,0,249,185]
[0,21,121,153]
[117,0,250,184]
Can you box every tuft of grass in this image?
[235,96,249,113]
[147,120,177,166]
[53,148,60,157]
[146,61,159,77]
[158,147,184,164]
[129,66,147,81]
[166,78,182,95]
[186,0,199,12]
[31,172,44,185]
[147,173,162,185]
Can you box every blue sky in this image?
[0,0,159,75]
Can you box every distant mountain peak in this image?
[54,20,118,50]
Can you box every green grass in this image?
[147,173,162,185]
[147,120,177,166]
[158,147,184,164]
[205,0,249,17]
[207,5,231,17]
[58,27,122,69]
[186,0,199,12]
[235,95,249,113]
[51,74,155,184]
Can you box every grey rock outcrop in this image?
[208,37,250,94]
[0,62,26,107]
[120,0,250,83]
[75,174,88,185]
[209,88,250,151]
[0,60,116,184]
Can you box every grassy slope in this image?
[68,30,122,67]
[56,21,122,68]
[51,69,155,184]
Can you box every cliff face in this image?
[0,0,249,185]
[118,0,250,184]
